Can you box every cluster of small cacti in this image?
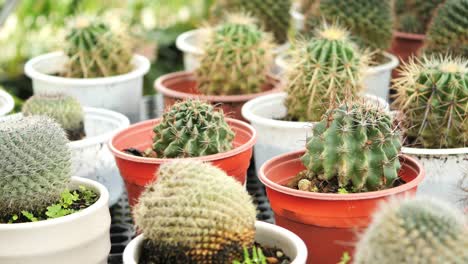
[134,160,256,263]
[63,16,133,78]
[354,197,468,263]
[22,94,86,141]
[395,0,445,34]
[0,115,71,218]
[393,55,468,148]
[151,100,235,158]
[285,24,367,122]
[196,14,274,95]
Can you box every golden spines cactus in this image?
[393,55,468,148]
[134,160,256,264]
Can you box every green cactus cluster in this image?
[134,160,256,264]
[354,197,468,264]
[395,0,445,34]
[196,14,275,95]
[299,101,402,192]
[63,17,133,78]
[0,116,71,218]
[424,0,468,58]
[285,24,367,122]
[22,94,86,141]
[393,55,468,148]
[152,100,235,158]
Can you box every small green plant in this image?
[233,246,267,264]
[338,252,351,264]
[395,0,444,34]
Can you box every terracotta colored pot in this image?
[154,71,281,122]
[259,150,425,264]
[109,118,256,208]
[390,31,425,63]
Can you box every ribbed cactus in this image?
[196,14,275,95]
[152,100,235,158]
[300,102,401,192]
[393,56,468,148]
[22,94,86,141]
[354,197,468,264]
[213,0,291,44]
[134,160,256,263]
[63,17,133,78]
[285,24,367,122]
[424,0,468,58]
[395,0,444,34]
[0,116,71,218]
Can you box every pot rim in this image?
[24,51,150,86]
[154,71,282,103]
[393,31,426,41]
[258,149,425,200]
[0,176,109,229]
[108,117,257,163]
[0,89,14,116]
[401,146,468,156]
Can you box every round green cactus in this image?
[395,0,444,34]
[134,160,256,263]
[393,55,468,148]
[354,197,468,264]
[0,116,71,218]
[64,17,133,78]
[152,100,235,158]
[22,94,86,141]
[285,24,367,122]
[196,14,275,95]
[301,102,401,192]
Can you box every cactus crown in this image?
[395,0,444,34]
[22,94,86,141]
[0,116,71,218]
[300,101,401,192]
[196,14,275,95]
[424,0,468,58]
[134,160,256,263]
[393,55,468,148]
[354,197,468,264]
[152,100,235,158]
[285,23,367,122]
[63,16,133,78]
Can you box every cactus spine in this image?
[393,55,468,148]
[395,0,445,34]
[354,197,468,264]
[134,160,256,263]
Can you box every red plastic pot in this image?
[259,150,425,264]
[109,118,256,208]
[390,31,425,63]
[155,71,282,122]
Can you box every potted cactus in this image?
[258,101,425,263]
[0,116,110,264]
[393,55,468,208]
[24,17,150,123]
[158,14,281,121]
[109,100,257,207]
[122,160,307,264]
[15,94,130,206]
[0,88,14,116]
[243,24,388,170]
[354,197,468,263]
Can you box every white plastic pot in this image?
[0,177,111,264]
[24,51,151,123]
[401,147,468,209]
[0,89,14,116]
[242,92,389,170]
[290,3,305,32]
[123,221,307,264]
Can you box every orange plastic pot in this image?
[155,71,281,122]
[259,150,425,264]
[109,118,256,208]
[390,31,425,63]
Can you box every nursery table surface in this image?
[107,95,274,264]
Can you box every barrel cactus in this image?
[300,102,401,192]
[424,0,468,58]
[285,24,367,122]
[0,116,71,218]
[63,16,133,78]
[393,55,468,148]
[196,14,275,95]
[134,160,256,263]
[22,94,86,141]
[354,197,468,263]
[152,100,235,158]
[395,0,444,34]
